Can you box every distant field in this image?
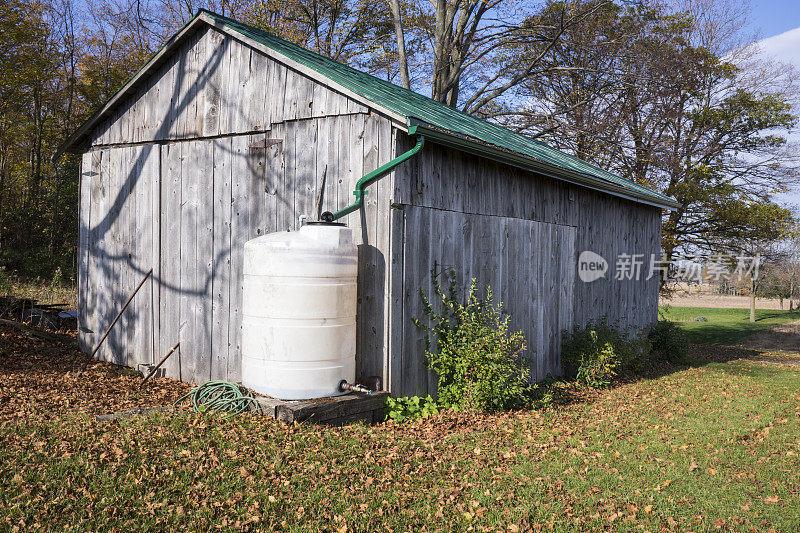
[659,306,800,345]
[660,293,788,310]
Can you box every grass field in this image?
[659,306,800,345]
[2,326,800,530]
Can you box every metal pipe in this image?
[338,380,374,395]
[328,135,425,221]
[78,267,153,375]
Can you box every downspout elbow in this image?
[326,135,425,222]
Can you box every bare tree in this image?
[385,0,608,110]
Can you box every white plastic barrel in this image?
[241,223,357,400]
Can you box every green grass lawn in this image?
[659,306,800,345]
[3,346,800,530]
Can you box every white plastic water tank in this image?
[241,222,357,400]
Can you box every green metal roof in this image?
[205,10,677,209]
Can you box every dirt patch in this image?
[660,293,790,310]
[740,319,800,353]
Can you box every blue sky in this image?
[749,7,800,212]
[748,0,800,39]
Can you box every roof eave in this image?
[407,121,680,211]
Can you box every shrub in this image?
[385,395,439,422]
[648,320,689,362]
[414,269,530,411]
[574,332,618,388]
[561,318,650,387]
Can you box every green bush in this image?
[574,332,618,388]
[414,269,530,411]
[561,318,650,387]
[648,320,689,362]
[385,395,440,422]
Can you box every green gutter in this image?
[329,136,425,221]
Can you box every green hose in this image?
[174,381,260,418]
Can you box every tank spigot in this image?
[338,380,373,395]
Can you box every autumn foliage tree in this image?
[0,0,798,284]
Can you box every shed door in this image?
[392,205,576,396]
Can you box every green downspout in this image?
[327,135,425,221]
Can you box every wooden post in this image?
[78,268,153,374]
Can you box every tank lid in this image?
[310,211,345,226]
[305,221,346,227]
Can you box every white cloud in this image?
[756,27,800,66]
[751,27,800,212]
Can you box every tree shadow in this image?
[81,27,297,381]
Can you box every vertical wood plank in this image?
[248,134,268,238]
[93,149,109,361]
[211,137,233,380]
[78,153,93,352]
[265,136,284,236]
[358,113,379,380]
[161,142,183,379]
[388,206,405,393]
[228,134,253,382]
[278,122,295,232]
[179,141,199,383]
[269,63,287,125]
[196,141,214,382]
[202,29,225,137]
[293,120,316,225]
[137,145,157,367]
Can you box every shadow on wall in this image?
[356,243,385,383]
[82,38,297,381]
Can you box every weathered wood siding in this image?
[391,135,661,392]
[88,26,367,148]
[391,205,576,395]
[78,28,398,383]
[79,145,159,367]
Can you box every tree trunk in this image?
[750,278,756,323]
[388,0,410,89]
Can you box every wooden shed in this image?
[62,10,679,396]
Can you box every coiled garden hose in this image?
[174,380,260,418]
